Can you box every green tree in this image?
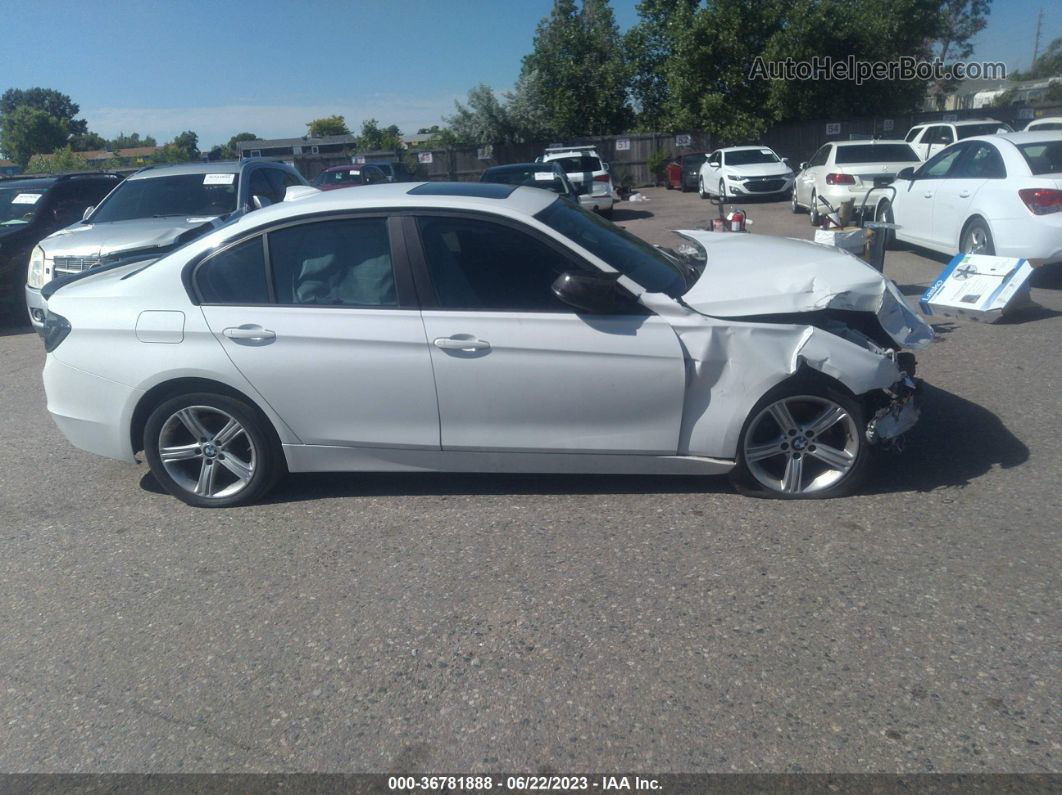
[505,69,554,141]
[1011,37,1062,80]
[517,0,633,138]
[110,131,158,149]
[213,131,257,159]
[356,118,402,151]
[446,85,515,144]
[0,105,70,165]
[151,131,199,164]
[24,145,88,174]
[624,0,699,130]
[307,115,351,137]
[0,87,87,137]
[71,131,108,151]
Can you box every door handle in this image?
[433,335,491,352]
[958,190,971,198]
[223,325,276,342]
[923,192,934,198]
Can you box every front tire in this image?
[731,377,871,499]
[718,179,728,203]
[143,392,284,508]
[960,218,995,256]
[698,176,708,199]
[790,188,802,214]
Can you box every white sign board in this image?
[674,134,692,147]
[615,138,630,151]
[352,155,366,164]
[477,145,493,160]
[920,253,1035,319]
[882,119,894,131]
[825,122,841,135]
[418,152,433,164]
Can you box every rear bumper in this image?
[578,193,614,212]
[44,356,140,463]
[992,216,1062,265]
[25,285,46,331]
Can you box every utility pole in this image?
[1032,8,1043,66]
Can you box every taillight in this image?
[825,173,856,185]
[1018,188,1062,215]
[593,174,611,182]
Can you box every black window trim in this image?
[400,207,648,315]
[187,210,418,309]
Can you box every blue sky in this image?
[1,0,1057,147]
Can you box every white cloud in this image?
[82,94,464,147]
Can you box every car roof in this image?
[321,164,377,172]
[127,160,291,181]
[484,162,558,173]
[978,131,1062,144]
[215,181,559,231]
[0,177,59,189]
[833,139,913,146]
[543,149,600,158]
[719,145,776,152]
[0,172,121,187]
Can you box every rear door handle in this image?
[223,324,276,342]
[923,191,934,198]
[433,335,490,352]
[958,190,971,198]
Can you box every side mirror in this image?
[799,162,808,171]
[82,205,94,221]
[551,270,636,314]
[897,167,915,181]
[251,195,272,210]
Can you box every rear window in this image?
[956,123,1012,139]
[1016,141,1062,175]
[549,156,603,173]
[835,144,920,164]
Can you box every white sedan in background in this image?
[874,132,1062,264]
[792,140,922,225]
[39,182,930,507]
[698,146,794,201]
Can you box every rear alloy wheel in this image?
[960,219,995,256]
[731,379,870,499]
[144,392,284,508]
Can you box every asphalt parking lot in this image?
[0,186,1058,774]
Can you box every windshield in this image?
[725,149,779,166]
[0,185,49,226]
[835,144,920,164]
[90,173,239,223]
[317,169,364,185]
[957,123,1012,139]
[536,199,688,297]
[1016,140,1062,175]
[483,168,568,194]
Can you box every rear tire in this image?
[144,392,285,508]
[790,188,802,214]
[730,376,871,500]
[960,218,995,256]
[875,199,897,250]
[698,176,708,199]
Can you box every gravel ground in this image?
[0,186,1058,773]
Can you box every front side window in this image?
[955,143,1006,179]
[904,127,922,143]
[91,174,239,222]
[269,218,396,307]
[196,237,269,304]
[808,146,830,167]
[928,126,954,145]
[916,145,966,179]
[536,200,687,298]
[418,215,582,311]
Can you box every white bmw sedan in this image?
[874,132,1062,263]
[698,146,795,201]
[41,182,931,507]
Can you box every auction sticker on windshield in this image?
[12,193,42,204]
[203,173,235,185]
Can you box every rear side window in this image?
[1017,141,1062,175]
[197,237,270,304]
[550,156,602,173]
[904,127,922,143]
[269,218,396,306]
[956,142,1006,178]
[834,144,920,164]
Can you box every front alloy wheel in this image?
[144,392,283,507]
[699,176,708,199]
[732,381,869,499]
[718,179,728,202]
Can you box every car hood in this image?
[724,163,791,178]
[674,230,933,349]
[41,215,224,258]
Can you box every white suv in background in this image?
[904,119,1013,161]
[538,146,614,217]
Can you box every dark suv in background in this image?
[0,172,122,324]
